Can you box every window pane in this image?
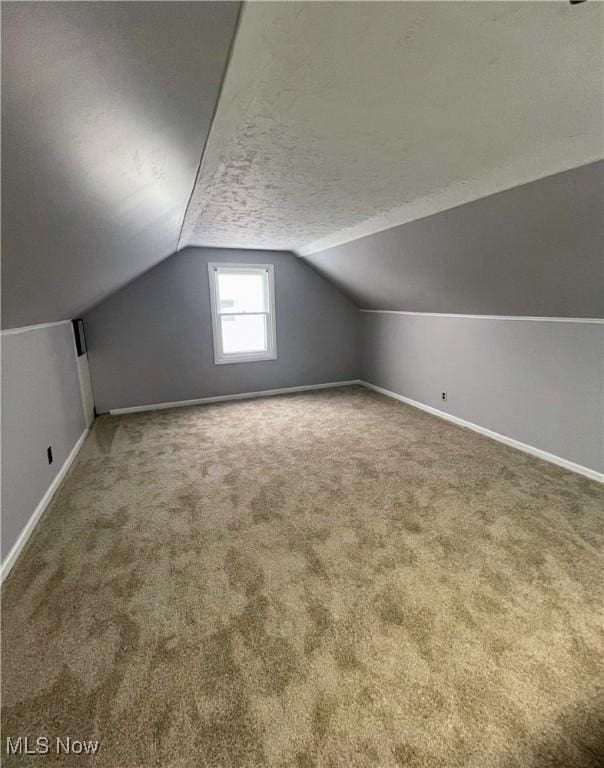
[220,314,267,354]
[217,272,267,314]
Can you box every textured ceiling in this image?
[1,2,240,328]
[181,1,604,255]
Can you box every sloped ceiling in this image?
[1,1,240,329]
[304,161,604,318]
[180,1,603,255]
[3,1,602,330]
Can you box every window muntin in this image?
[208,264,277,364]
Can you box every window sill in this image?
[214,352,278,365]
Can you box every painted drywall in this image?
[1,1,240,329]
[361,313,604,474]
[304,162,604,318]
[84,248,360,413]
[181,1,603,254]
[1,323,87,562]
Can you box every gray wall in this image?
[304,162,604,318]
[1,2,240,328]
[1,323,87,562]
[303,161,604,474]
[84,248,360,413]
[361,313,604,474]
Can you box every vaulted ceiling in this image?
[181,1,603,254]
[2,1,603,328]
[1,2,240,328]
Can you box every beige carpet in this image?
[2,386,603,767]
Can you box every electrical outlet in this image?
[47,446,53,464]
[441,392,447,402]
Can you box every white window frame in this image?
[208,263,277,365]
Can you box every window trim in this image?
[208,263,277,365]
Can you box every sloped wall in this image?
[1,2,240,328]
[304,162,603,317]
[305,162,604,476]
[84,248,360,413]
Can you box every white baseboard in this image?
[1,428,89,582]
[109,380,362,415]
[359,380,604,484]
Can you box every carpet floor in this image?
[2,386,603,767]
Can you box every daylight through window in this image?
[208,264,277,364]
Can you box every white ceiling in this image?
[180,1,604,256]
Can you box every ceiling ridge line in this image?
[175,2,245,253]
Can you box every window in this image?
[208,263,277,364]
